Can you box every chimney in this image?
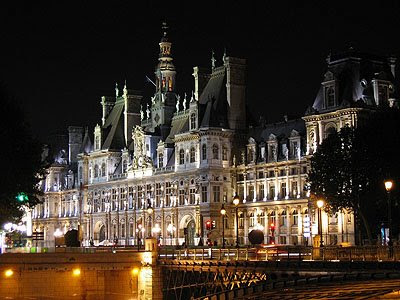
[68,126,83,164]
[192,67,210,100]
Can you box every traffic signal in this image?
[211,220,216,229]
[206,220,211,230]
[16,192,29,202]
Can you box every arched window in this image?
[179,149,185,165]
[248,148,254,162]
[190,113,196,130]
[202,144,207,160]
[190,147,196,163]
[212,144,219,159]
[222,145,228,161]
[94,164,99,178]
[95,136,100,150]
[158,153,164,168]
[325,87,335,107]
[280,210,287,227]
[325,126,336,138]
[101,162,106,177]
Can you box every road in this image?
[242,279,400,299]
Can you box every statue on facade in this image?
[146,103,150,119]
[211,50,216,70]
[183,93,187,110]
[176,95,180,112]
[140,105,144,121]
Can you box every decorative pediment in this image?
[268,133,277,142]
[290,130,300,137]
[323,71,335,82]
[247,137,256,144]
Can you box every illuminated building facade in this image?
[32,27,397,247]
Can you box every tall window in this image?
[259,184,264,200]
[190,147,196,163]
[165,182,171,206]
[280,210,287,227]
[291,181,297,197]
[222,145,228,161]
[259,212,265,227]
[249,213,255,227]
[212,144,219,159]
[120,223,125,238]
[201,186,208,203]
[122,160,127,173]
[247,185,254,201]
[158,153,164,168]
[281,182,287,198]
[325,86,335,107]
[202,144,207,160]
[155,183,162,207]
[101,163,106,177]
[94,164,99,178]
[292,210,298,226]
[179,149,185,165]
[213,186,220,202]
[95,136,100,150]
[129,222,134,237]
[269,184,275,199]
[190,113,196,130]
[248,148,254,162]
[189,188,196,204]
[179,190,185,206]
[239,212,244,229]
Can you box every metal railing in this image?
[158,245,400,262]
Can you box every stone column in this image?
[243,173,247,202]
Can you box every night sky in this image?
[2,2,400,142]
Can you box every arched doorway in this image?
[186,220,196,246]
[99,225,105,242]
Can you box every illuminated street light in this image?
[220,204,226,248]
[233,193,240,248]
[317,199,324,247]
[72,268,81,276]
[4,269,13,278]
[132,268,139,276]
[384,179,394,249]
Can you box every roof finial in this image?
[190,90,195,102]
[222,48,227,63]
[211,50,216,70]
[140,105,144,121]
[115,82,119,98]
[162,21,168,38]
[123,80,127,95]
[176,95,180,112]
[183,93,187,110]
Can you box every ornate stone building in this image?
[32,27,397,247]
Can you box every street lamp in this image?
[317,199,324,247]
[384,180,393,246]
[233,193,240,248]
[220,204,226,248]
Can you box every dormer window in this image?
[202,144,207,160]
[101,162,106,176]
[190,113,196,130]
[325,86,335,108]
[179,149,185,165]
[158,153,164,168]
[212,144,219,159]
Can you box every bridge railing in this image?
[158,245,400,262]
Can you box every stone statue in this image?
[233,154,236,167]
[183,93,187,110]
[176,95,180,112]
[211,50,216,70]
[146,103,150,119]
[140,105,144,121]
[285,147,289,160]
[241,150,246,165]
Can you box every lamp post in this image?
[220,204,226,248]
[233,193,240,248]
[384,180,393,246]
[147,204,153,238]
[317,199,324,247]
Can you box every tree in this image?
[0,84,47,225]
[307,108,400,245]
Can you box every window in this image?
[158,153,164,168]
[179,190,185,205]
[259,212,265,227]
[258,171,264,179]
[128,187,134,209]
[280,210,287,226]
[280,169,286,176]
[291,181,298,197]
[291,168,298,175]
[222,145,228,161]
[122,160,127,173]
[155,183,162,207]
[249,213,255,227]
[101,162,106,177]
[329,213,338,224]
[129,223,134,237]
[213,186,220,202]
[292,210,298,225]
[190,113,196,130]
[247,185,254,201]
[94,164,99,178]
[258,184,264,200]
[179,149,185,165]
[202,144,207,160]
[189,188,196,204]
[325,86,335,107]
[95,136,100,150]
[121,223,125,238]
[269,184,275,199]
[248,148,254,162]
[212,144,219,159]
[269,170,275,178]
[165,182,171,206]
[281,183,287,198]
[79,166,82,181]
[201,186,208,203]
[279,236,287,245]
[239,212,244,229]
[190,147,196,163]
[378,84,388,103]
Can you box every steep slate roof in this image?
[310,49,396,114]
[259,119,305,142]
[165,114,189,144]
[198,67,229,128]
[102,99,125,150]
[80,127,93,154]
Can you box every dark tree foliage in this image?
[0,85,47,224]
[307,108,400,244]
[64,229,80,247]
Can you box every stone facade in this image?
[31,27,397,248]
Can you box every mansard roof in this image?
[309,49,396,114]
[102,98,125,150]
[258,118,305,142]
[165,114,189,144]
[198,66,229,128]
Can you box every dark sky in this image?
[2,2,400,142]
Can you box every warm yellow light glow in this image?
[132,268,139,276]
[4,269,13,277]
[147,207,153,214]
[220,205,226,215]
[233,194,240,206]
[317,199,324,208]
[72,268,81,276]
[384,180,393,192]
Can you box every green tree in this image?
[0,84,47,225]
[307,108,400,245]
